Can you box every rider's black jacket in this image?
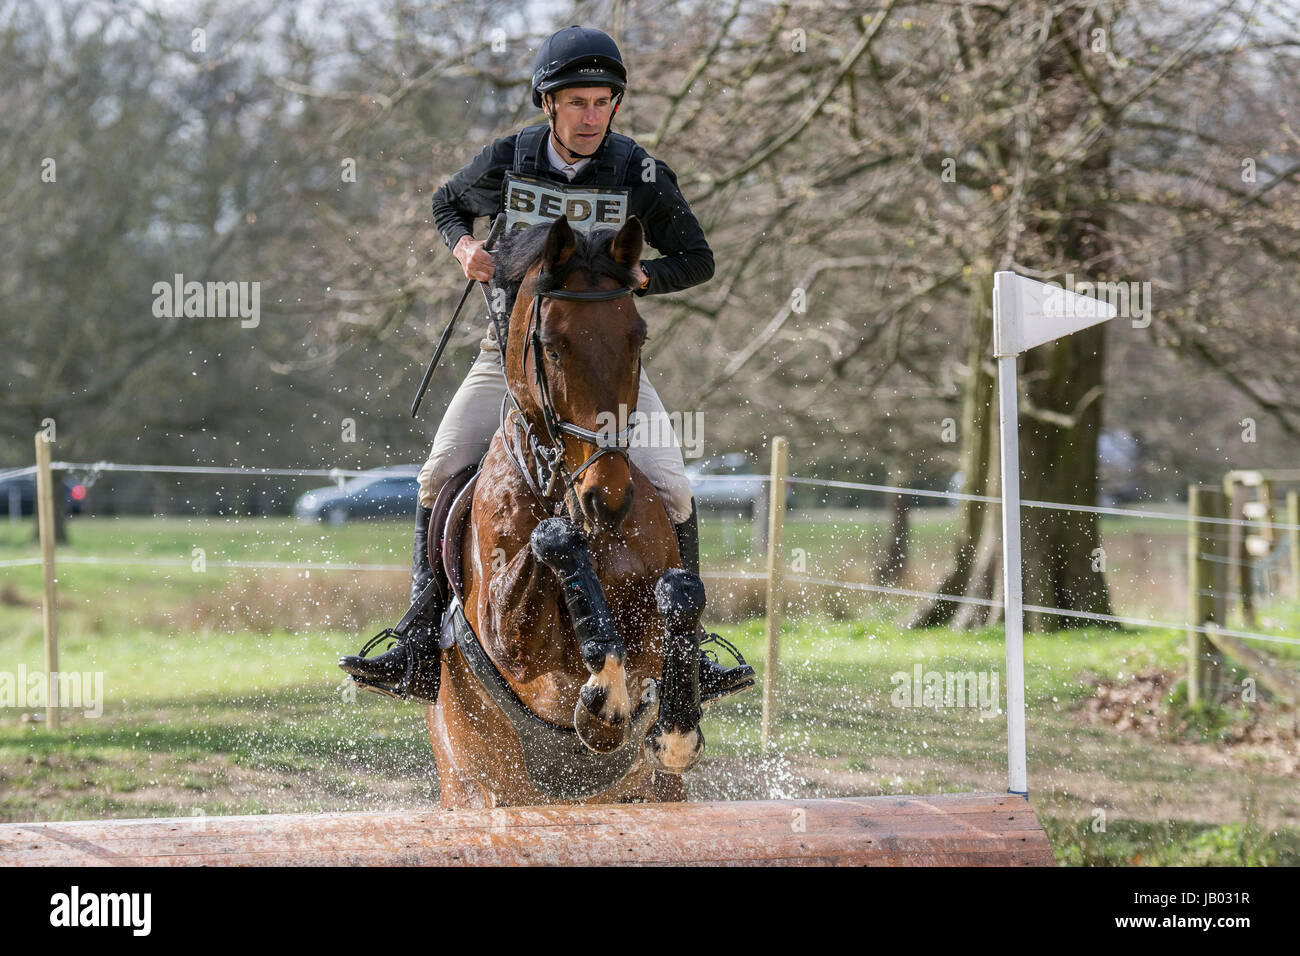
[431,125,713,298]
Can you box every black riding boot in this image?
[338,504,444,704]
[674,498,756,703]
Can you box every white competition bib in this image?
[502,172,629,234]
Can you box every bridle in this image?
[496,274,641,516]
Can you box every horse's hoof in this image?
[530,517,588,575]
[643,722,704,775]
[575,697,627,754]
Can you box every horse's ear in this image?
[542,216,578,269]
[609,216,644,271]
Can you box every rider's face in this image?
[546,86,616,159]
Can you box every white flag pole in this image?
[997,350,1028,796]
[992,270,1117,798]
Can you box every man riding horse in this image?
[339,25,754,709]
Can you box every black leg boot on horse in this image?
[674,498,755,704]
[530,517,636,754]
[338,504,444,704]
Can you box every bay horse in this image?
[427,215,707,809]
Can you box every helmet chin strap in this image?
[545,93,622,161]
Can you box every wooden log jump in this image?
[0,793,1054,866]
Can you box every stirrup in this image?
[344,628,406,699]
[700,630,748,668]
[698,630,755,706]
[345,627,432,702]
[355,627,403,661]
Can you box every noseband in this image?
[498,277,641,513]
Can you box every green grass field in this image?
[2,513,1297,865]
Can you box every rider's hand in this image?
[632,263,650,290]
[454,235,495,282]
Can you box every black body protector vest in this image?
[503,124,636,234]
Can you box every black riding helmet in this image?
[531,26,626,160]
[531,25,627,107]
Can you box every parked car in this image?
[293,467,421,525]
[684,452,794,517]
[0,473,87,517]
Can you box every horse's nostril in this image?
[583,484,634,529]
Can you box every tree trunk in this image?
[875,470,910,588]
[1019,324,1115,630]
[953,412,1004,630]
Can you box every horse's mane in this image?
[491,221,638,335]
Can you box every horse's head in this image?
[495,215,648,533]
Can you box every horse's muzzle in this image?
[580,480,634,532]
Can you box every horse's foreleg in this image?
[529,517,632,754]
[644,569,705,774]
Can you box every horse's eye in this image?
[545,346,560,362]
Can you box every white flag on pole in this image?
[992,271,1118,357]
[990,269,1120,795]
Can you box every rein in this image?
[494,277,640,515]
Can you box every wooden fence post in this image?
[1259,479,1276,553]
[34,434,60,729]
[1187,485,1229,706]
[760,437,789,751]
[1224,475,1256,627]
